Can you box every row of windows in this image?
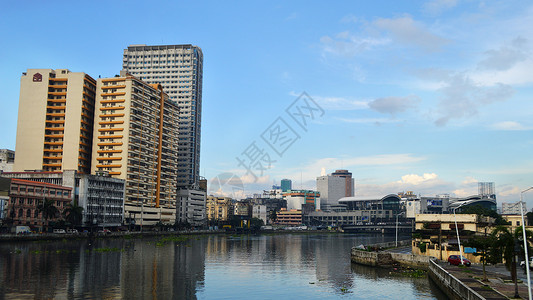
[125,53,191,58]
[127,60,191,64]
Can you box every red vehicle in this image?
[448,255,471,266]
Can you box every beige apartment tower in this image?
[91,71,180,225]
[14,69,96,173]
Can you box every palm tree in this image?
[63,202,84,227]
[38,198,59,232]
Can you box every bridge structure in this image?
[341,222,413,233]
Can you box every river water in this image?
[0,233,446,299]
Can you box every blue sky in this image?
[1,1,532,206]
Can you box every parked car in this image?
[53,229,66,234]
[448,255,471,266]
[520,257,533,269]
[67,229,78,234]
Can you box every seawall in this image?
[351,244,485,299]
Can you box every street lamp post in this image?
[521,187,533,300]
[396,211,405,247]
[453,202,467,265]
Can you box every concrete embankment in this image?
[350,244,431,270]
[0,230,222,242]
[351,243,496,299]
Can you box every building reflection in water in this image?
[0,236,207,299]
[1,234,444,299]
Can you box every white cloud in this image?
[277,154,426,187]
[355,172,451,197]
[461,176,478,185]
[499,186,521,197]
[368,95,420,115]
[372,16,449,52]
[491,121,532,131]
[397,173,439,185]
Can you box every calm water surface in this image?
[0,233,446,299]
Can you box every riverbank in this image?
[351,243,532,299]
[0,228,348,242]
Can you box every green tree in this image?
[249,217,264,231]
[38,199,59,232]
[490,226,533,297]
[526,212,533,227]
[460,205,509,225]
[465,234,495,282]
[269,210,278,224]
[63,202,84,227]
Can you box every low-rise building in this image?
[502,214,526,231]
[412,213,494,262]
[275,209,302,226]
[177,189,206,226]
[0,149,15,173]
[252,204,267,224]
[502,201,527,215]
[206,196,233,223]
[2,171,125,227]
[283,190,320,211]
[1,177,72,230]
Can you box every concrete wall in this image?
[351,248,432,270]
[350,249,394,267]
[428,258,484,300]
[390,253,432,270]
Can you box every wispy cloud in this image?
[336,117,399,125]
[290,92,367,110]
[433,73,514,126]
[320,15,448,57]
[320,34,390,57]
[423,0,459,15]
[477,37,529,71]
[491,121,532,131]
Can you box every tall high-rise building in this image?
[121,44,203,189]
[316,169,355,210]
[281,179,292,192]
[91,72,180,225]
[14,69,96,174]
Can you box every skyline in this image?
[1,1,532,206]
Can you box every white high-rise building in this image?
[316,169,355,210]
[121,44,203,189]
[122,44,205,225]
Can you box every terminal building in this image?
[303,194,402,227]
